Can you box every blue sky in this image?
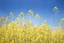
[0,0,64,26]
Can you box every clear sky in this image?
[0,0,64,26]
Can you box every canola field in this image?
[0,10,64,43]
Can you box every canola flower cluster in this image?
[0,22,64,43]
[0,10,64,43]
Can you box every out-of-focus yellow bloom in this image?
[53,6,59,12]
[28,10,34,16]
[0,11,64,43]
[43,20,48,26]
[10,12,14,17]
[60,18,64,23]
[15,17,20,24]
[42,23,46,26]
[28,20,32,25]
[2,24,7,29]
[16,18,20,21]
[0,16,5,22]
[19,12,24,17]
[35,14,40,19]
[5,16,9,22]
[46,26,50,31]
[34,24,38,29]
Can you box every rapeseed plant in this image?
[0,10,64,43]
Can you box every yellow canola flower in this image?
[46,26,50,31]
[5,16,9,22]
[15,17,20,23]
[28,10,32,12]
[27,20,32,28]
[21,20,28,29]
[41,23,46,26]
[2,24,7,30]
[10,12,14,17]
[19,12,24,17]
[34,24,38,29]
[0,16,5,22]
[0,11,64,43]
[53,6,59,12]
[35,14,40,19]
[61,18,64,22]
[28,10,34,16]
[28,20,32,25]
[43,20,48,26]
